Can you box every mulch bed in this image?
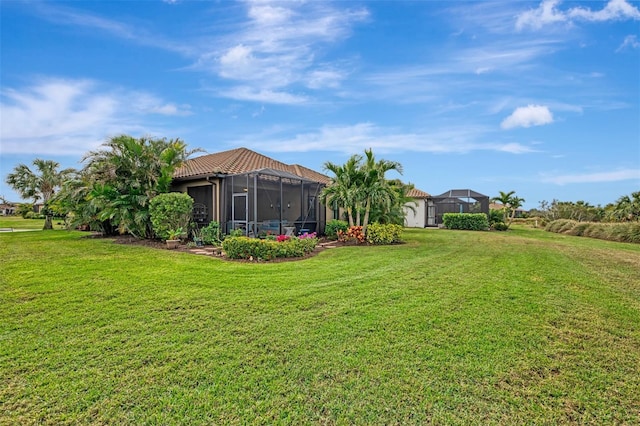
[98,233,344,263]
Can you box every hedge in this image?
[442,213,489,231]
[222,236,319,261]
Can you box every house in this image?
[172,147,331,236]
[403,188,433,228]
[430,189,490,225]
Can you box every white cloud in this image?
[0,78,190,155]
[198,1,368,104]
[568,0,640,22]
[617,35,640,52]
[516,0,640,30]
[230,122,537,155]
[516,0,567,31]
[501,105,554,129]
[218,86,308,105]
[540,169,640,185]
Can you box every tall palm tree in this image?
[5,159,76,230]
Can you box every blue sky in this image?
[1,0,639,210]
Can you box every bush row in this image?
[222,236,319,261]
[546,219,640,244]
[442,213,489,231]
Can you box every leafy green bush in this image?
[17,203,34,219]
[149,192,193,240]
[367,223,403,244]
[200,221,221,245]
[492,222,509,231]
[325,219,348,239]
[24,211,45,219]
[442,213,489,231]
[222,235,319,261]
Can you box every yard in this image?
[1,225,639,424]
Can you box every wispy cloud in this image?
[0,78,190,155]
[195,0,368,104]
[29,2,193,55]
[229,122,537,155]
[617,35,640,52]
[501,105,554,129]
[516,0,640,30]
[540,169,640,185]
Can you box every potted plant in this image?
[166,227,184,249]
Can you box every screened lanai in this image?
[430,189,490,225]
[222,168,325,237]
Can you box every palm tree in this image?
[369,179,417,225]
[360,149,403,235]
[5,159,76,229]
[609,191,640,222]
[80,135,198,238]
[321,154,363,227]
[491,190,525,229]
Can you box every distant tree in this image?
[607,191,640,222]
[536,199,604,222]
[491,190,525,229]
[5,159,76,229]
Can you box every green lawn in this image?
[0,216,65,230]
[1,227,639,424]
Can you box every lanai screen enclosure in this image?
[222,168,325,237]
[431,189,490,225]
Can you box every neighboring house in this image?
[490,203,527,218]
[0,203,16,216]
[404,188,433,228]
[172,147,331,236]
[430,189,491,226]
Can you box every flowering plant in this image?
[276,234,290,242]
[298,232,317,239]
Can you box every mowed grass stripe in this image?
[1,227,639,424]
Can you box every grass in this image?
[0,216,65,230]
[1,226,639,424]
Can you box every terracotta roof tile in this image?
[407,188,431,198]
[174,147,330,184]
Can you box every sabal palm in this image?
[5,159,76,229]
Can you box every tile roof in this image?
[174,147,330,185]
[407,188,431,198]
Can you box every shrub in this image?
[492,222,509,231]
[149,192,193,241]
[200,221,221,245]
[222,235,319,261]
[546,220,640,244]
[337,225,366,243]
[325,219,349,239]
[367,223,403,245]
[442,213,489,231]
[17,203,35,219]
